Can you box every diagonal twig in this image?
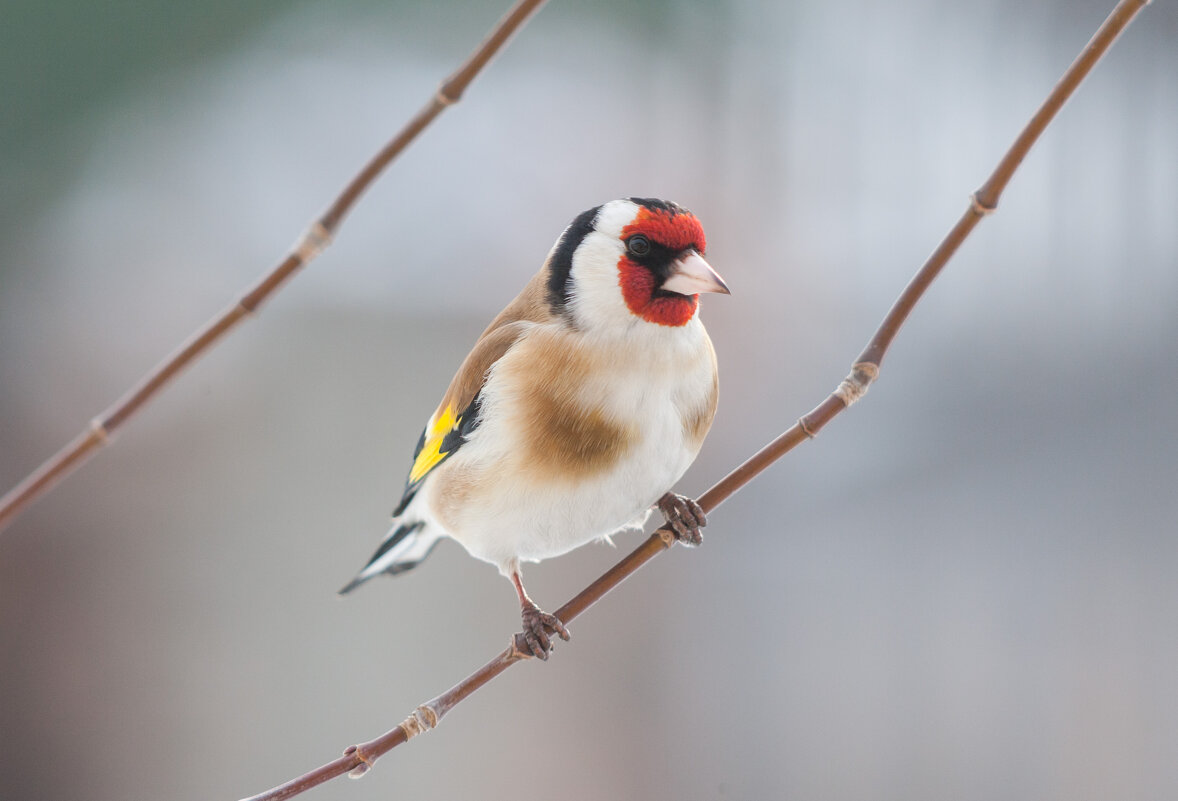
[0,0,550,534]
[237,1,1151,800]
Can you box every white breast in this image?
[425,317,717,574]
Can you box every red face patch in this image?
[617,206,706,327]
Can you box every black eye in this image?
[627,235,651,257]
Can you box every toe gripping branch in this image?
[657,492,707,547]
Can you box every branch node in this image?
[970,192,997,216]
[435,87,459,106]
[398,714,423,741]
[396,703,441,742]
[413,704,439,731]
[797,417,816,439]
[292,221,333,264]
[343,744,375,779]
[88,417,111,444]
[656,526,675,548]
[834,361,880,408]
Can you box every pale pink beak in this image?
[662,251,731,296]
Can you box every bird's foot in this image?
[519,602,570,661]
[657,492,707,546]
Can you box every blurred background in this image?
[2,0,1176,799]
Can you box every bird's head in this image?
[546,198,729,332]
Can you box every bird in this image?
[340,197,729,659]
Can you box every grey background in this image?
[2,1,1176,799]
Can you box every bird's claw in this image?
[520,603,570,660]
[658,492,706,546]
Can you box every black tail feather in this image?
[338,520,429,595]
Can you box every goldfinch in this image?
[340,198,729,659]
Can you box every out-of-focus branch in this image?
[0,0,550,534]
[237,1,1151,800]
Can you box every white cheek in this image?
[567,231,633,331]
[568,198,688,334]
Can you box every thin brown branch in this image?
[0,0,550,534]
[238,1,1150,799]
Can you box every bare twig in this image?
[0,0,550,534]
[238,1,1151,800]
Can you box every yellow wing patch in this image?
[409,405,462,483]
